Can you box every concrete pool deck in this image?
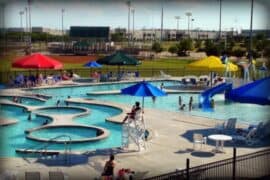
[0,78,269,179]
[0,99,268,179]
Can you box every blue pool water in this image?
[89,93,270,124]
[34,107,86,115]
[30,127,98,140]
[1,80,269,157]
[30,80,269,124]
[0,103,122,157]
[0,96,45,106]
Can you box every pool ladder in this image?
[21,135,72,165]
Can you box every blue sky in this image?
[1,0,270,31]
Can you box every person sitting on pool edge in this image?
[123,101,142,123]
[102,154,115,179]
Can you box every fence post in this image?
[186,158,190,180]
[233,147,236,180]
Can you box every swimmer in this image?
[56,100,60,107]
[179,104,186,110]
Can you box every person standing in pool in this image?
[152,96,156,103]
[160,83,164,90]
[189,96,193,111]
[66,96,71,106]
[56,100,60,107]
[178,96,182,107]
[211,98,215,109]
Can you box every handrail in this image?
[20,134,72,164]
[23,134,72,152]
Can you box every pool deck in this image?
[0,78,269,179]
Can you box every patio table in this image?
[208,134,232,153]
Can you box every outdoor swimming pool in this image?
[0,95,45,106]
[0,103,122,157]
[30,80,269,124]
[0,80,269,157]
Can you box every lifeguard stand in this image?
[122,110,146,151]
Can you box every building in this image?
[7,27,63,35]
[131,29,230,41]
[241,29,270,39]
[69,26,110,42]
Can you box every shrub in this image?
[152,42,163,53]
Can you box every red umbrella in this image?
[12,53,63,69]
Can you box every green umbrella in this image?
[97,51,140,79]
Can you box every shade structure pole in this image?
[142,96,144,111]
[118,65,120,80]
[141,96,146,131]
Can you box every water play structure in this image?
[199,83,233,109]
[225,76,270,105]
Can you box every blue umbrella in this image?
[84,61,102,68]
[121,81,167,109]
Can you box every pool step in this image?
[15,149,60,155]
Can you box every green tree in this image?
[204,39,221,56]
[151,41,163,53]
[111,33,125,42]
[176,38,193,56]
[232,48,246,58]
[168,45,177,54]
[194,39,202,51]
[263,41,270,68]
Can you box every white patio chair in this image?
[215,118,237,133]
[233,127,258,145]
[193,133,207,150]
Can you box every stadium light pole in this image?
[160,2,164,42]
[218,0,222,40]
[61,8,65,49]
[1,3,7,55]
[25,7,28,33]
[191,18,194,37]
[28,0,32,54]
[185,12,192,38]
[175,16,180,31]
[19,11,24,42]
[249,0,254,64]
[126,1,131,49]
[131,8,135,50]
[175,16,180,40]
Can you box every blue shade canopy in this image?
[121,81,167,97]
[84,61,102,68]
[225,76,270,105]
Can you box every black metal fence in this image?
[0,67,244,84]
[144,148,270,180]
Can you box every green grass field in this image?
[0,55,199,83]
[0,54,242,83]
